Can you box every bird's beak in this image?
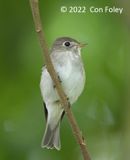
[78,43,87,48]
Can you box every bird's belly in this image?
[59,65,85,104]
[40,63,85,105]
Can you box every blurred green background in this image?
[0,0,130,160]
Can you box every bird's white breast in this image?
[56,51,85,104]
[40,50,85,104]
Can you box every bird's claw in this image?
[53,74,62,88]
[58,75,62,83]
[66,97,71,108]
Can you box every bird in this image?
[40,37,86,150]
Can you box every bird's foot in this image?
[66,97,71,108]
[54,97,70,108]
[53,75,62,88]
[58,75,62,83]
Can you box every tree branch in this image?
[29,0,91,160]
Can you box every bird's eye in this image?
[64,41,71,47]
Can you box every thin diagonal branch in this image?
[29,0,91,160]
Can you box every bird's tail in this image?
[41,102,64,150]
[41,122,61,150]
